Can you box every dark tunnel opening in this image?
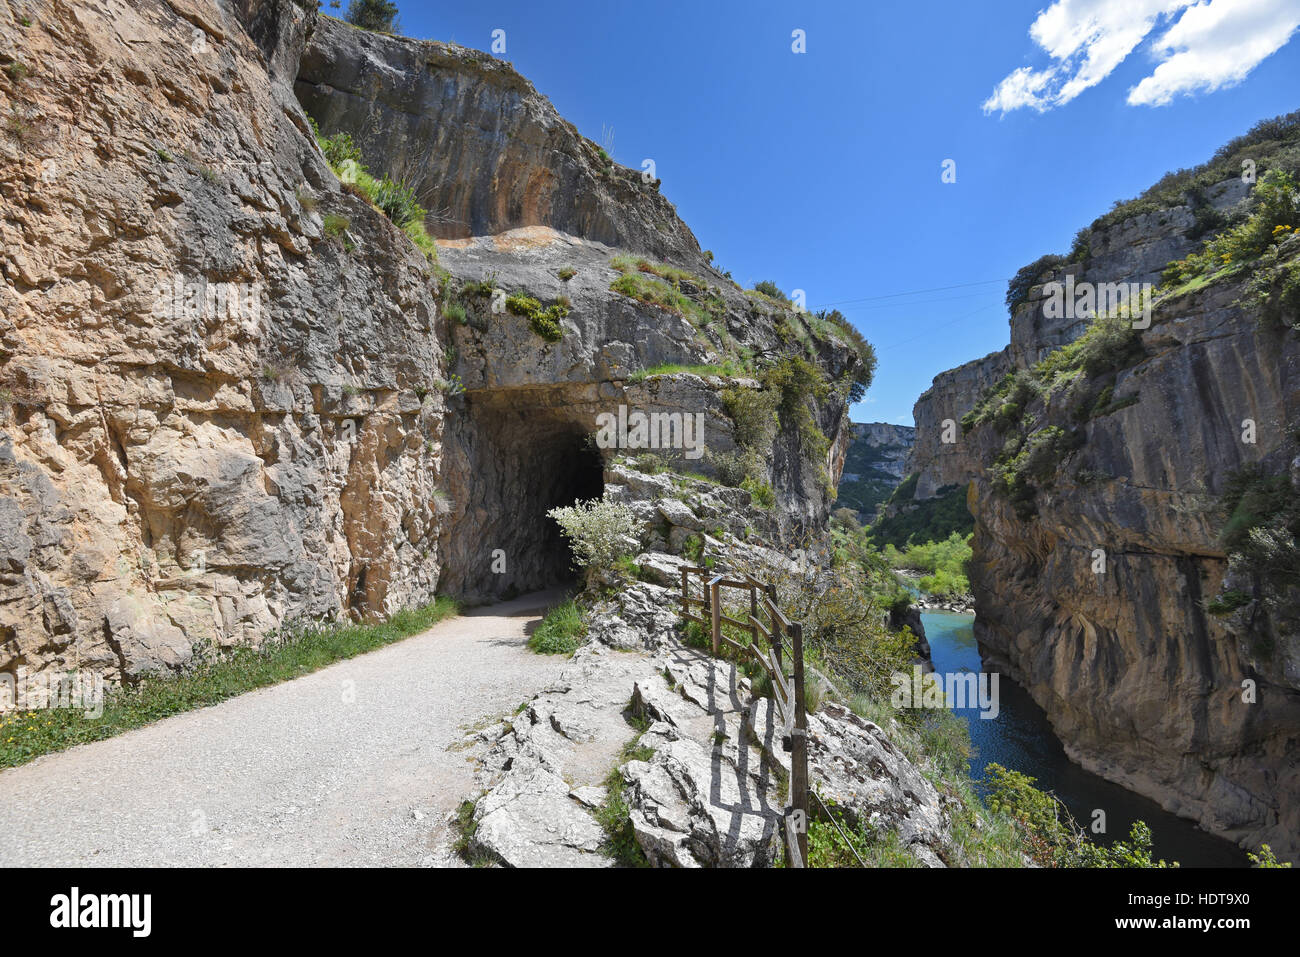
[535,432,606,585]
[438,392,609,598]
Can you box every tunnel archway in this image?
[436,388,609,599]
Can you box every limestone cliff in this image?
[908,350,1009,500]
[907,123,1300,858]
[0,0,859,680]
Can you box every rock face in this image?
[0,1,856,680]
[294,16,701,263]
[906,155,1299,857]
[908,350,1010,500]
[836,421,916,520]
[848,422,915,482]
[0,0,446,678]
[970,269,1300,859]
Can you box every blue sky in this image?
[378,0,1300,425]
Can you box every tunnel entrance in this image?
[437,388,608,599]
[535,431,606,583]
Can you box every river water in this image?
[921,610,1247,868]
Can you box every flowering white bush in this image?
[546,497,640,571]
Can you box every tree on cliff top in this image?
[346,0,400,33]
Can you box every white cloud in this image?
[1129,0,1300,105]
[984,0,1300,114]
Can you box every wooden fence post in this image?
[709,578,721,656]
[790,621,809,866]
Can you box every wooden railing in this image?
[678,566,809,867]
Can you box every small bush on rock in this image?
[547,498,641,575]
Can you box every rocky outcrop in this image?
[907,177,1254,501]
[294,15,701,263]
[466,544,956,868]
[848,422,914,482]
[907,350,1009,500]
[837,421,916,520]
[0,0,446,678]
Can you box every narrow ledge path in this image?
[0,591,570,867]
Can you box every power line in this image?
[835,289,998,312]
[873,301,1003,352]
[809,278,1004,311]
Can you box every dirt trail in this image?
[0,592,570,867]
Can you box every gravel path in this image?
[0,591,570,867]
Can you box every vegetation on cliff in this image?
[1080,110,1300,243]
[984,764,1177,868]
[1162,167,1300,295]
[308,118,439,261]
[961,313,1147,517]
[1210,466,1300,646]
[343,0,401,34]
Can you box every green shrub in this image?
[1245,251,1300,330]
[547,498,641,574]
[751,280,789,304]
[504,293,568,342]
[444,301,467,325]
[1248,844,1292,868]
[1206,589,1252,616]
[1217,467,1299,622]
[345,0,400,33]
[528,601,586,655]
[985,763,1177,868]
[558,267,577,281]
[371,176,423,228]
[815,308,877,402]
[741,476,776,510]
[721,385,780,455]
[1006,254,1066,315]
[323,213,350,238]
[706,449,751,487]
[596,764,650,867]
[317,127,364,171]
[885,531,972,597]
[613,555,642,581]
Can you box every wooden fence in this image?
[678,565,809,867]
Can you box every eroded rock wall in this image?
[0,0,448,680]
[294,15,702,263]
